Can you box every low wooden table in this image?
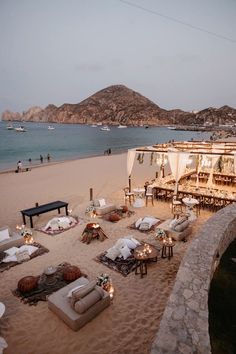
[134,244,158,278]
[21,200,69,228]
[81,223,108,244]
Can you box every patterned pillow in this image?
[139,222,150,231]
[106,247,121,261]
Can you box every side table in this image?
[161,243,175,260]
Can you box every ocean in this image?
[0,121,212,171]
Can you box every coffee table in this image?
[134,244,158,278]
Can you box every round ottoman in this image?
[109,213,121,222]
[63,265,81,282]
[121,205,128,213]
[18,276,38,293]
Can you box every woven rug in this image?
[94,250,137,277]
[102,209,135,222]
[127,220,162,233]
[0,242,49,273]
[12,262,86,305]
[36,216,83,235]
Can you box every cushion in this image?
[135,218,143,229]
[70,281,97,307]
[67,284,85,298]
[131,237,141,246]
[139,222,150,231]
[142,216,159,226]
[16,250,30,262]
[0,229,10,242]
[2,254,18,263]
[169,218,179,229]
[4,246,19,256]
[122,238,137,250]
[114,239,125,250]
[18,245,38,256]
[98,198,106,207]
[106,246,121,261]
[74,287,104,314]
[120,245,131,260]
[93,199,100,207]
[174,220,189,232]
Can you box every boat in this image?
[91,124,97,128]
[100,125,110,131]
[6,124,14,130]
[97,122,103,126]
[48,126,55,130]
[15,126,26,132]
[117,124,127,128]
[167,126,176,130]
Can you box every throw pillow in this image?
[98,198,106,207]
[174,220,189,232]
[122,238,137,250]
[0,229,10,242]
[18,245,38,256]
[74,287,103,314]
[16,250,30,262]
[114,239,125,250]
[93,199,100,207]
[106,246,121,261]
[67,284,85,298]
[70,281,97,307]
[142,216,159,226]
[135,218,143,229]
[4,246,19,257]
[131,237,141,246]
[120,245,131,260]
[139,222,150,231]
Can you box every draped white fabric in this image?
[127,149,136,176]
[206,155,220,188]
[234,153,236,175]
[167,149,189,194]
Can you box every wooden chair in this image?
[123,187,135,205]
[145,187,154,206]
[171,196,183,218]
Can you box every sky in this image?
[0,0,236,115]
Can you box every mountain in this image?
[1,85,236,126]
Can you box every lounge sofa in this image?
[0,226,24,253]
[158,217,192,242]
[48,277,111,331]
[93,198,116,216]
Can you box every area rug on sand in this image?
[12,262,86,305]
[36,216,83,235]
[0,243,49,273]
[94,251,137,277]
[102,209,135,223]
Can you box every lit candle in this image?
[109,285,114,300]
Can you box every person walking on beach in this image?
[47,153,51,162]
[17,160,22,172]
[40,155,43,163]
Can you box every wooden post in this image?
[35,202,39,216]
[155,171,158,179]
[128,176,131,192]
[89,188,93,201]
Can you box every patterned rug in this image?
[94,250,137,277]
[12,262,86,305]
[36,216,83,235]
[0,242,49,273]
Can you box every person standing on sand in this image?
[40,155,43,163]
[17,160,22,172]
[47,153,51,162]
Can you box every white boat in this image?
[6,124,14,130]
[91,124,97,128]
[97,122,103,126]
[48,126,55,130]
[117,124,127,128]
[100,125,110,131]
[15,126,26,132]
[167,126,176,130]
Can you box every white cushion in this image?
[98,198,106,207]
[18,245,38,256]
[16,250,30,262]
[2,254,18,263]
[120,245,131,260]
[0,229,10,242]
[139,222,150,231]
[114,238,125,250]
[131,237,141,246]
[93,199,100,207]
[4,246,19,256]
[106,247,121,261]
[122,238,137,250]
[135,218,143,228]
[142,216,159,226]
[67,284,85,298]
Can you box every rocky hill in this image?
[1,85,236,127]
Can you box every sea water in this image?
[0,121,211,171]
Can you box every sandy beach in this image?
[0,153,212,354]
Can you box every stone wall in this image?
[151,204,236,354]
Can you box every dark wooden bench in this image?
[21,201,69,228]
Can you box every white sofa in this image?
[0,226,24,253]
[48,277,111,331]
[158,218,192,242]
[93,198,116,216]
